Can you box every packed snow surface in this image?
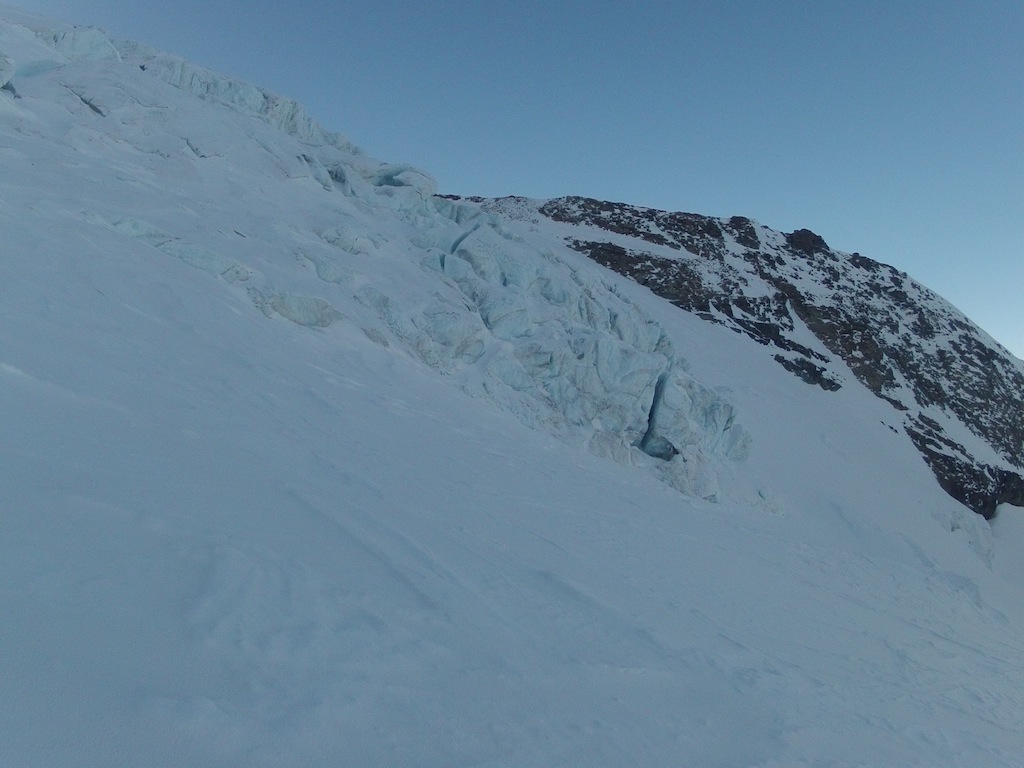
[2,7,1024,766]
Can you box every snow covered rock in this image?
[470,194,1024,518]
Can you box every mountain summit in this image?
[3,7,1024,766]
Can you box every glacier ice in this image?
[43,26,120,62]
[0,8,750,503]
[249,290,345,328]
[414,209,750,497]
[84,213,251,282]
[132,52,356,154]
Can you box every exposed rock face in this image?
[471,195,1024,519]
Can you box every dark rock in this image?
[725,216,760,249]
[907,415,1024,519]
[786,228,829,256]
[774,355,843,391]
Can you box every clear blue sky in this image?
[12,0,1024,358]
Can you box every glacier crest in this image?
[121,49,355,154]
[43,27,120,62]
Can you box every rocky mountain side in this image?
[458,195,1024,519]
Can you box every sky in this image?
[10,0,1024,358]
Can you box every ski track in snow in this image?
[2,6,1024,766]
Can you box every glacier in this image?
[0,6,751,501]
[2,6,1024,767]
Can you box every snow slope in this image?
[3,7,1024,766]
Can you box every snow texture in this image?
[2,6,1024,767]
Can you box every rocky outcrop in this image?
[472,195,1024,519]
